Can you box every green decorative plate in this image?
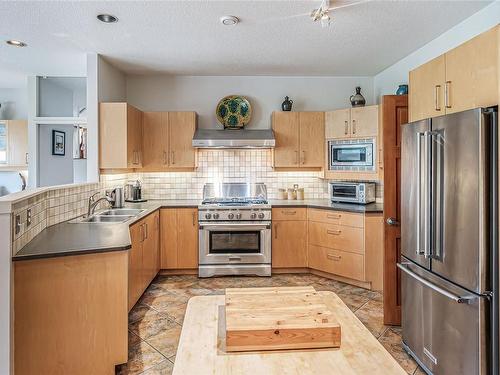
[216,95,252,129]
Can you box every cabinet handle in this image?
[434,85,441,111]
[327,214,341,219]
[344,120,348,135]
[281,210,296,215]
[274,223,278,239]
[301,151,305,165]
[352,120,356,134]
[163,151,167,165]
[295,150,299,165]
[140,223,145,242]
[327,254,342,261]
[145,223,148,240]
[192,211,195,226]
[171,151,175,165]
[25,153,28,164]
[327,229,342,235]
[445,81,452,109]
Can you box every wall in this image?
[98,56,127,102]
[37,124,74,187]
[37,78,74,117]
[374,1,500,98]
[126,75,374,129]
[0,88,28,120]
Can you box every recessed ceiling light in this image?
[6,40,27,47]
[220,16,239,26]
[97,14,118,23]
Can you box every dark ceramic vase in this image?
[350,87,366,107]
[396,84,409,95]
[281,96,293,111]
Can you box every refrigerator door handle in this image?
[424,131,432,258]
[416,132,425,255]
[397,262,473,304]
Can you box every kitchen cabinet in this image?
[2,120,28,167]
[160,208,198,269]
[272,111,324,169]
[325,106,378,139]
[142,111,197,170]
[272,208,307,268]
[409,25,499,122]
[99,102,143,170]
[128,211,160,311]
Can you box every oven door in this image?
[329,142,374,168]
[199,221,271,265]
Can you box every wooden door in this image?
[272,112,300,167]
[142,112,168,169]
[445,26,498,114]
[177,208,199,269]
[409,55,445,122]
[168,111,197,168]
[160,208,178,269]
[272,220,307,267]
[382,95,408,325]
[298,112,324,168]
[142,212,160,286]
[127,104,143,168]
[7,120,28,166]
[325,109,350,138]
[128,221,143,311]
[350,105,379,138]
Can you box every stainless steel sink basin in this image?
[70,215,133,224]
[98,209,145,216]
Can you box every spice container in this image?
[278,188,287,200]
[297,188,304,200]
[287,188,297,200]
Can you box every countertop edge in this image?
[12,244,132,261]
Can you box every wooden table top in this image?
[173,291,406,375]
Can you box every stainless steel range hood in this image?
[192,129,275,148]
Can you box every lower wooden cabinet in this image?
[308,245,365,281]
[128,211,160,311]
[160,208,198,269]
[272,220,308,268]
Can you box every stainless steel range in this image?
[198,183,271,277]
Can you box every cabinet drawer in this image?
[308,245,365,281]
[308,208,364,228]
[308,221,364,254]
[272,207,307,221]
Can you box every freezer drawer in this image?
[399,260,489,375]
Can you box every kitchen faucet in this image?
[87,192,115,217]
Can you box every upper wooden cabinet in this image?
[325,105,378,139]
[272,111,324,169]
[99,102,143,169]
[409,26,499,122]
[142,111,197,171]
[2,120,28,167]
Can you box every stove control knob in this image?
[250,213,257,219]
[236,213,242,219]
[258,213,265,219]
[213,213,220,219]
[228,213,234,219]
[205,213,212,219]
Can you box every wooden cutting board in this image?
[225,286,341,352]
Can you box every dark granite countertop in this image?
[13,199,382,261]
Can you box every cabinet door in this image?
[160,209,178,269]
[177,208,199,269]
[445,27,498,114]
[272,112,300,167]
[99,102,128,169]
[299,112,324,168]
[127,104,143,168]
[272,220,307,268]
[128,222,143,311]
[142,212,160,286]
[168,112,196,168]
[7,120,28,166]
[325,109,350,138]
[409,55,445,122]
[350,105,379,138]
[142,112,168,169]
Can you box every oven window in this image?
[333,147,367,163]
[209,231,260,254]
[332,185,357,197]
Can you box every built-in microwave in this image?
[328,138,375,171]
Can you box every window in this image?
[0,123,6,164]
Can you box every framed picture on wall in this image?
[52,130,65,156]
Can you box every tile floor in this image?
[116,273,424,375]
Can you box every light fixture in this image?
[311,0,331,28]
[220,15,239,26]
[97,14,118,23]
[6,40,27,47]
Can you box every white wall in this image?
[126,75,374,129]
[0,88,28,120]
[374,2,500,99]
[98,57,126,102]
[38,79,74,117]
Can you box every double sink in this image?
[70,208,145,224]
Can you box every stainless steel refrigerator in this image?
[400,107,498,375]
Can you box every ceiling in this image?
[0,0,491,88]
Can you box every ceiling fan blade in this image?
[328,0,371,11]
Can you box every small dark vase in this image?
[396,84,408,95]
[281,96,293,111]
[350,87,366,107]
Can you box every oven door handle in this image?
[199,223,271,230]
